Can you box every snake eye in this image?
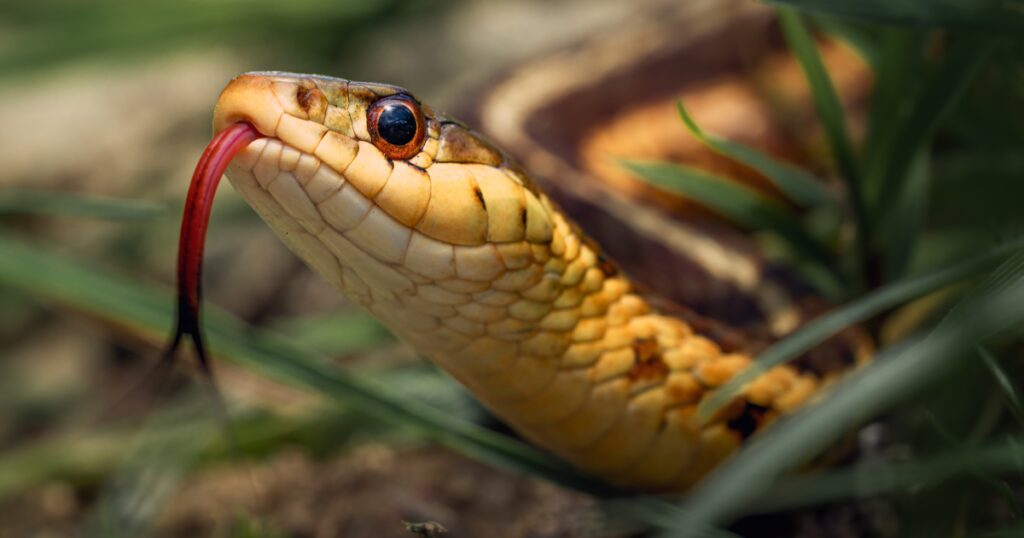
[367,95,426,160]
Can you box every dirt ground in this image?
[1,444,606,538]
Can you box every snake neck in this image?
[381,205,824,491]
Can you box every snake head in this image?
[210,72,559,316]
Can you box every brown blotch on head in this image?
[296,85,328,123]
[296,85,315,109]
[519,206,528,228]
[435,122,503,166]
[628,337,669,380]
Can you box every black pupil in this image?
[377,103,417,146]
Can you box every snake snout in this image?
[212,74,286,136]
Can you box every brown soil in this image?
[0,444,608,538]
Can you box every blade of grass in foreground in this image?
[85,396,219,537]
[778,9,868,246]
[273,310,392,357]
[675,100,836,209]
[623,160,838,281]
[881,149,930,281]
[0,0,396,77]
[764,0,1024,33]
[972,523,1024,538]
[752,435,1024,513]
[699,235,1024,421]
[861,29,926,203]
[0,190,164,220]
[0,230,612,496]
[870,38,996,227]
[977,346,1024,427]
[809,15,883,69]
[660,254,1024,535]
[0,229,739,537]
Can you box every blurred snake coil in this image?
[171,68,870,493]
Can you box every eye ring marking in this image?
[367,95,426,160]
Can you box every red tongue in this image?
[166,122,262,374]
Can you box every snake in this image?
[171,66,865,493]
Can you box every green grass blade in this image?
[622,160,838,279]
[764,0,1024,33]
[0,369,482,499]
[778,8,869,275]
[752,435,1024,513]
[929,151,1024,228]
[808,16,883,69]
[977,346,1024,426]
[971,523,1024,538]
[881,150,931,280]
[918,410,1024,514]
[0,190,164,220]
[0,0,397,78]
[870,38,997,228]
[273,310,392,357]
[85,397,219,537]
[663,256,1024,534]
[675,100,837,209]
[0,229,616,496]
[0,229,736,535]
[602,499,741,538]
[861,29,927,203]
[780,8,862,187]
[699,235,1024,420]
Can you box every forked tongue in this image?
[164,122,262,385]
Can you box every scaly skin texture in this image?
[213,72,831,491]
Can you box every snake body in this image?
[213,72,833,491]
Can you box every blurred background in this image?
[2,0,1024,537]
